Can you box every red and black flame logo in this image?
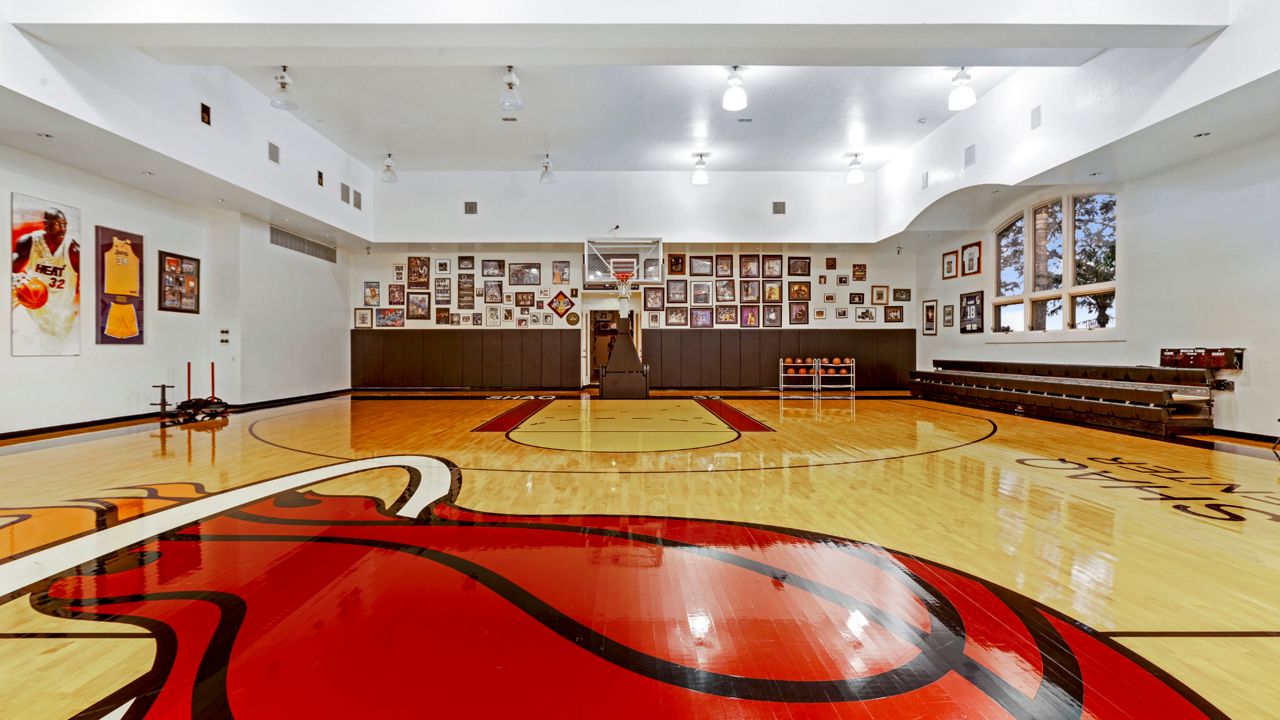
[32,471,1224,719]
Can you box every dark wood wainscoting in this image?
[640,329,915,390]
[351,329,580,389]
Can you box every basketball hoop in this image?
[612,271,633,288]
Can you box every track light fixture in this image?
[270,65,298,111]
[379,154,398,184]
[722,66,748,112]
[500,65,525,113]
[691,153,710,186]
[948,67,977,112]
[845,154,865,185]
[539,154,556,184]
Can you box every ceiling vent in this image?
[464,201,479,215]
[1030,105,1042,130]
[772,202,786,215]
[340,183,350,204]
[501,117,518,122]
[267,142,280,164]
[270,225,337,263]
[964,145,977,168]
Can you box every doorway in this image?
[589,310,619,384]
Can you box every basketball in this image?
[839,368,849,375]
[14,276,49,310]
[844,357,853,364]
[784,357,792,364]
[786,368,795,375]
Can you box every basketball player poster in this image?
[11,193,81,356]
[95,226,144,345]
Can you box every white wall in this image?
[374,171,879,246]
[914,133,1280,435]
[0,144,214,433]
[0,145,353,433]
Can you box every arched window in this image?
[992,193,1117,332]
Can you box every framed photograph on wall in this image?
[943,304,955,327]
[542,313,553,325]
[885,306,904,322]
[647,312,659,327]
[354,307,373,328]
[456,274,475,309]
[814,308,827,320]
[739,254,761,278]
[762,279,783,303]
[691,281,712,305]
[666,279,688,303]
[375,308,405,327]
[893,288,911,302]
[483,280,503,303]
[836,308,849,319]
[689,255,714,276]
[788,257,811,276]
[458,256,475,271]
[762,255,783,278]
[740,305,760,327]
[509,262,541,285]
[435,308,451,325]
[789,302,809,325]
[825,257,837,270]
[871,285,889,305]
[393,263,406,281]
[668,253,686,275]
[715,254,734,278]
[961,241,982,276]
[818,275,828,285]
[159,251,200,314]
[740,280,761,303]
[486,306,501,326]
[715,305,737,325]
[515,292,535,307]
[715,279,735,302]
[434,277,451,306]
[552,260,571,284]
[362,281,380,306]
[690,307,714,328]
[849,292,865,304]
[482,259,505,278]
[406,293,431,319]
[942,250,958,279]
[836,275,849,286]
[787,281,811,301]
[435,259,451,274]
[407,256,430,289]
[922,299,938,335]
[822,293,836,303]
[643,286,665,311]
[762,305,782,327]
[960,291,984,333]
[851,263,867,281]
[388,283,406,305]
[855,307,876,323]
[665,306,688,326]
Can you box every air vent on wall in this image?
[921,171,930,189]
[464,201,479,215]
[1031,105,1042,130]
[772,201,786,215]
[267,142,280,164]
[340,183,350,204]
[270,226,337,263]
[200,103,211,126]
[317,171,324,186]
[964,144,977,168]
[353,190,362,210]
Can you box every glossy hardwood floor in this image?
[1,395,1277,718]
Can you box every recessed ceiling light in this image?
[35,132,53,138]
[141,171,156,176]
[917,117,928,125]
[737,118,753,123]
[501,117,518,122]
[218,198,226,203]
[991,189,1001,194]
[1193,132,1211,138]
[1088,171,1102,177]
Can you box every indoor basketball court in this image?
[2,4,1279,718]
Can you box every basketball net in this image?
[612,271,634,316]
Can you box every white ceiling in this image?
[231,65,1016,172]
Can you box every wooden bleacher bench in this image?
[910,360,1214,436]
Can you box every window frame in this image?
[991,191,1118,334]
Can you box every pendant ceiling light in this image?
[948,67,977,112]
[722,66,747,112]
[691,153,710,186]
[500,65,525,113]
[379,154,398,184]
[270,65,298,111]
[845,154,865,185]
[539,154,556,184]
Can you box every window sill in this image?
[984,328,1123,345]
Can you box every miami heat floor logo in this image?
[4,457,1225,718]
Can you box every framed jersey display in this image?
[12,193,82,356]
[95,226,144,345]
[158,251,200,314]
